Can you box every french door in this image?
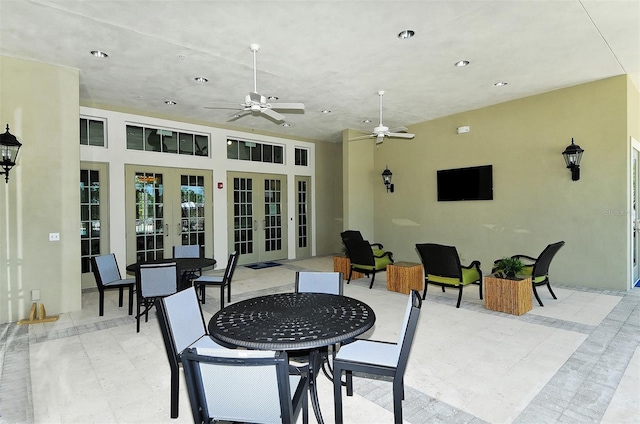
[125,165,212,265]
[228,172,287,265]
[295,176,311,259]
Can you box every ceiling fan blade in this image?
[388,132,415,139]
[348,134,375,141]
[388,126,409,133]
[227,109,251,121]
[205,105,245,111]
[261,108,286,122]
[270,102,305,111]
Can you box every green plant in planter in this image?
[493,257,525,279]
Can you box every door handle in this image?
[262,219,266,230]
[253,220,258,231]
[165,223,169,237]
[177,222,182,235]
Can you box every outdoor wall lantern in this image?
[0,124,22,183]
[561,138,584,181]
[382,166,394,193]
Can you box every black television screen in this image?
[437,165,493,201]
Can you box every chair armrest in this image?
[462,260,481,272]
[373,251,393,262]
[370,242,384,249]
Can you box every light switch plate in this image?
[49,233,60,241]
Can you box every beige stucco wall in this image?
[345,75,638,291]
[0,56,81,322]
[314,140,343,255]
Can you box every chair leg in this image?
[346,370,354,396]
[421,282,428,300]
[227,283,231,303]
[136,298,141,333]
[99,291,105,317]
[170,366,179,418]
[200,284,206,304]
[368,272,376,289]
[128,286,134,315]
[347,268,353,284]
[478,280,483,300]
[456,286,464,308]
[547,281,557,299]
[392,379,404,424]
[118,287,124,307]
[220,285,225,310]
[532,283,544,307]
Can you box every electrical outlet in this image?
[49,233,60,241]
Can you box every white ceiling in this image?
[1,0,638,143]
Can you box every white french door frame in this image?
[630,137,640,288]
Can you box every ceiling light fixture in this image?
[398,30,415,39]
[267,96,279,101]
[194,77,208,83]
[455,60,470,67]
[494,81,508,87]
[321,110,331,114]
[282,123,291,127]
[90,51,108,58]
[165,100,177,105]
[363,119,372,123]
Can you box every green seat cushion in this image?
[352,255,393,272]
[428,266,480,286]
[520,265,547,283]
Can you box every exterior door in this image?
[80,162,109,289]
[295,176,311,259]
[228,172,287,264]
[125,165,212,265]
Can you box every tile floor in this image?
[1,256,638,423]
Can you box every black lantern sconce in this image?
[561,138,584,181]
[382,166,394,193]
[0,125,22,183]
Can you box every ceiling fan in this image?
[206,44,305,123]
[350,91,415,144]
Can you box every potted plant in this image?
[493,257,525,279]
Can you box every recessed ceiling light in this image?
[282,123,291,127]
[321,110,331,114]
[494,81,508,87]
[363,119,372,123]
[165,100,177,105]
[455,60,470,67]
[398,30,415,39]
[268,96,279,100]
[194,77,208,83]
[90,50,108,58]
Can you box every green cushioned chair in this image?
[415,243,482,308]
[341,230,386,256]
[510,241,565,307]
[341,235,394,289]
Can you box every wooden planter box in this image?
[484,275,532,315]
[333,255,364,280]
[387,262,423,294]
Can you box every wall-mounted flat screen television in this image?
[437,165,493,201]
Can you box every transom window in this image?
[126,124,209,157]
[227,139,284,164]
[80,117,106,146]
[295,148,308,166]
